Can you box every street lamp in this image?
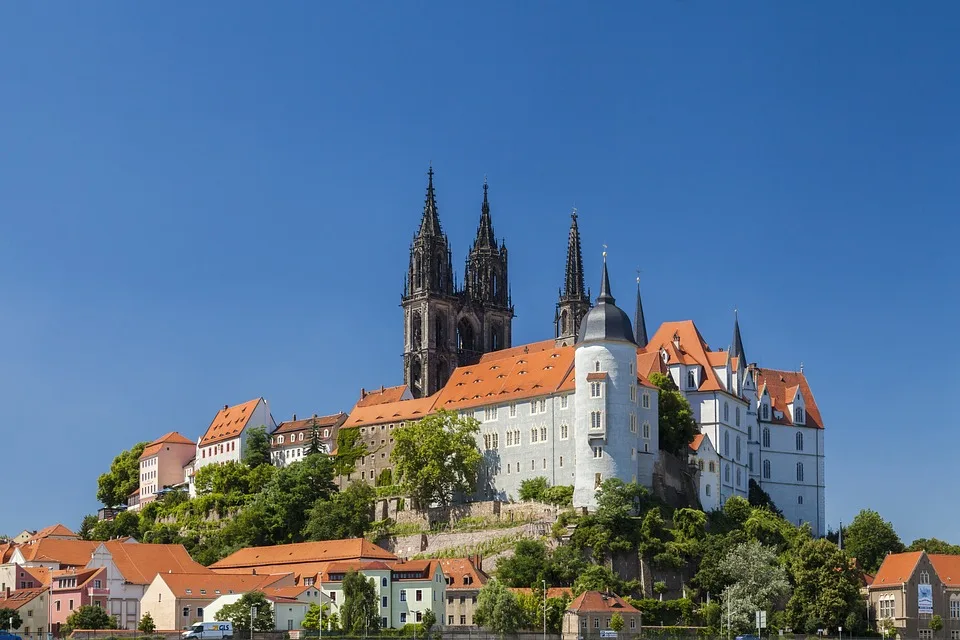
[250,606,257,640]
[542,580,547,640]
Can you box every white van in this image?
[183,622,234,639]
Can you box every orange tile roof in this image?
[689,434,705,452]
[636,350,666,379]
[265,585,317,599]
[343,395,438,428]
[325,560,393,575]
[754,368,824,429]
[210,539,396,571]
[51,567,106,591]
[28,523,78,541]
[158,572,289,598]
[102,540,210,584]
[141,432,196,459]
[23,565,51,587]
[439,558,489,591]
[567,591,639,614]
[478,340,557,362]
[929,555,960,587]
[0,587,46,611]
[0,543,15,563]
[870,551,923,588]
[273,413,347,437]
[644,321,726,392]
[355,385,411,408]
[200,398,264,446]
[19,539,98,567]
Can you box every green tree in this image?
[391,410,483,508]
[648,372,699,456]
[243,425,272,468]
[217,591,274,632]
[90,509,141,541]
[341,570,379,634]
[304,481,376,541]
[96,442,149,506]
[475,580,524,637]
[0,609,22,631]
[909,538,960,555]
[138,612,156,633]
[748,479,783,517]
[692,529,748,596]
[334,428,367,478]
[78,514,99,541]
[308,418,324,456]
[543,485,574,507]
[718,541,791,633]
[845,509,905,573]
[786,538,863,632]
[546,545,587,587]
[931,615,944,637]
[497,539,549,587]
[573,565,623,596]
[63,605,117,633]
[723,495,752,527]
[302,603,330,631]
[610,613,625,632]
[519,477,549,502]
[421,609,437,634]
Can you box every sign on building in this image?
[600,631,618,639]
[919,584,934,615]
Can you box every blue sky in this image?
[0,2,957,543]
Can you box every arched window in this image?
[796,462,805,482]
[796,432,804,451]
[795,407,804,423]
[736,406,741,427]
[762,404,769,420]
[687,370,696,389]
[708,461,716,473]
[736,436,741,460]
[736,468,742,487]
[723,402,730,422]
[724,464,731,483]
[724,431,730,456]
[763,459,771,479]
[762,427,770,448]
[798,495,803,505]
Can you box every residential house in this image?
[563,591,641,640]
[193,398,276,483]
[0,587,48,640]
[85,539,210,629]
[3,539,99,593]
[271,412,347,467]
[137,432,196,509]
[868,551,960,639]
[688,434,720,512]
[0,565,49,593]
[204,585,328,632]
[49,567,107,634]
[209,539,397,579]
[140,573,294,631]
[23,526,79,545]
[439,557,488,627]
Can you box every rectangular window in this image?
[590,382,602,398]
[531,428,538,443]
[55,601,60,612]
[449,616,454,625]
[559,456,564,467]
[595,473,602,488]
[560,424,569,439]
[484,407,497,422]
[416,612,422,622]
[197,608,204,617]
[642,393,650,409]
[400,590,406,602]
[382,577,388,587]
[591,411,602,429]
[560,395,568,410]
[416,590,422,602]
[952,599,960,619]
[182,607,189,618]
[920,631,933,640]
[510,403,517,417]
[593,446,603,458]
[69,600,74,611]
[749,452,754,472]
[400,613,407,624]
[630,414,637,433]
[594,619,600,629]
[492,433,498,449]
[461,615,467,625]
[630,618,636,629]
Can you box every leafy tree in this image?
[519,477,549,502]
[301,603,333,631]
[786,538,863,632]
[304,481,376,541]
[748,479,783,517]
[543,485,574,507]
[217,591,274,631]
[931,615,944,636]
[391,410,483,508]
[138,612,156,633]
[243,425,272,468]
[475,580,524,637]
[375,468,393,487]
[421,609,437,634]
[845,509,905,573]
[718,541,791,633]
[610,613,625,632]
[0,609,22,631]
[497,539,549,587]
[78,514,99,540]
[63,605,117,633]
[723,495,752,527]
[195,460,257,497]
[341,570,379,634]
[90,509,141,541]
[546,545,587,586]
[96,442,149,506]
[334,428,367,478]
[909,538,960,555]
[573,565,623,596]
[693,529,747,596]
[648,372,699,456]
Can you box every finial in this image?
[800,361,804,373]
[734,306,739,318]
[602,244,608,261]
[636,267,642,286]
[571,206,578,221]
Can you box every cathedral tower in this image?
[460,179,513,363]
[555,210,592,346]
[402,167,458,398]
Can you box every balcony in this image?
[87,587,110,597]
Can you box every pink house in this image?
[137,432,196,508]
[49,567,107,635]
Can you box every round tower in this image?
[573,255,640,510]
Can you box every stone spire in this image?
[732,309,746,365]
[555,209,591,346]
[634,275,648,348]
[418,165,443,237]
[563,210,586,298]
[473,177,497,249]
[597,250,614,305]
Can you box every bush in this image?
[519,477,549,502]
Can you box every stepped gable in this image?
[644,320,726,391]
[140,432,195,459]
[199,398,263,446]
[754,368,824,429]
[100,540,210,584]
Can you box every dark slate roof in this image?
[576,260,636,346]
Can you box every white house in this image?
[688,434,720,512]
[204,585,328,632]
[192,398,276,494]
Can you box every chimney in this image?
[223,404,228,410]
[380,385,385,393]
[313,414,318,419]
[292,414,297,421]
[361,388,366,399]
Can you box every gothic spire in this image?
[563,210,586,299]
[597,251,615,305]
[634,275,648,348]
[474,177,497,248]
[732,309,746,365]
[418,165,443,237]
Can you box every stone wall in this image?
[651,452,701,510]
[374,498,557,529]
[379,521,552,561]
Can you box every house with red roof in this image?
[0,586,48,640]
[688,433,720,512]
[192,398,276,491]
[271,412,347,467]
[440,556,488,626]
[135,431,197,510]
[868,551,960,639]
[563,591,641,640]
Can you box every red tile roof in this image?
[0,587,46,611]
[929,555,960,587]
[478,340,557,362]
[51,567,106,591]
[23,565,50,587]
[754,368,824,429]
[567,591,639,614]
[157,572,289,598]
[689,434,705,452]
[210,539,396,571]
[355,385,411,408]
[102,540,210,584]
[18,539,98,567]
[439,558,489,591]
[273,413,347,437]
[870,551,923,588]
[28,523,78,541]
[200,398,266,446]
[644,321,727,392]
[141,432,196,459]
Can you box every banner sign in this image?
[919,584,933,615]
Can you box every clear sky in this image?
[1,2,957,543]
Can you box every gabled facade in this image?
[563,591,642,640]
[193,398,276,481]
[203,590,318,631]
[0,587,48,640]
[688,434,720,512]
[137,432,196,509]
[49,567,107,633]
[439,557,488,627]
[271,412,347,467]
[868,551,960,640]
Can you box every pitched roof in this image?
[200,398,265,446]
[272,413,347,437]
[929,555,960,587]
[141,432,196,459]
[157,572,288,598]
[355,385,411,408]
[478,340,557,362]
[644,321,726,392]
[439,558,489,590]
[265,585,317,599]
[51,567,106,590]
[567,591,639,614]
[0,587,46,610]
[18,539,98,567]
[29,523,79,541]
[343,396,438,429]
[210,539,396,571]
[325,560,394,575]
[102,540,210,584]
[754,368,824,429]
[23,565,51,587]
[871,551,923,588]
[689,434,705,452]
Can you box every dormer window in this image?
[687,370,696,389]
[761,403,769,420]
[795,407,804,424]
